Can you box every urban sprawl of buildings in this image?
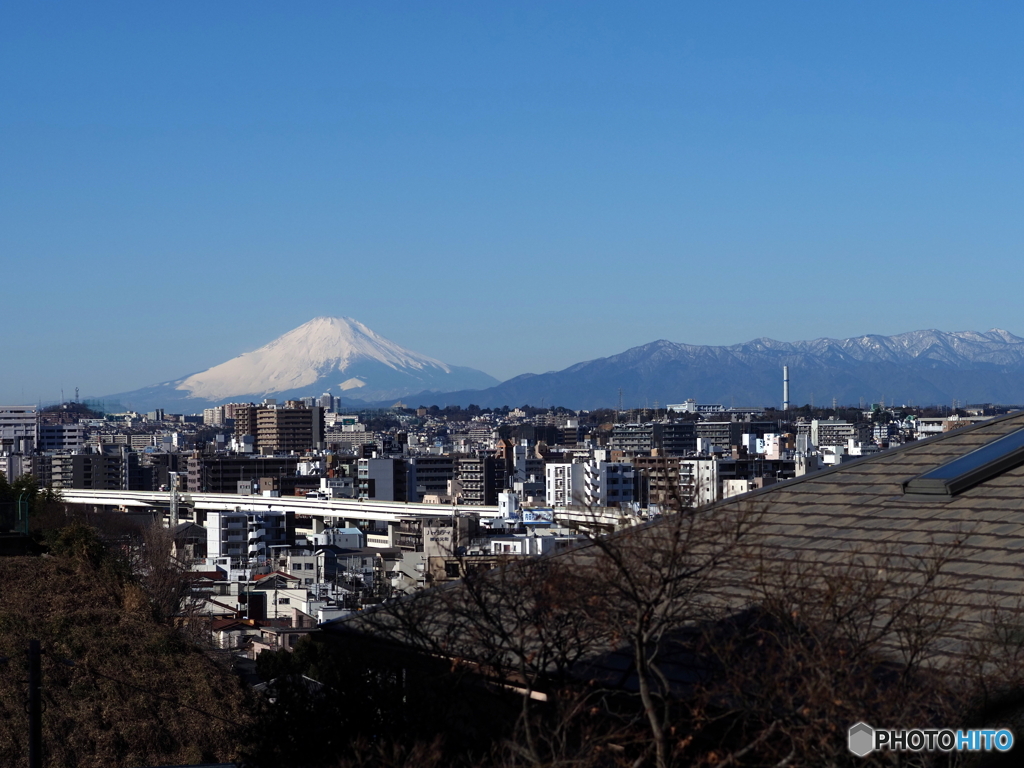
[0,395,1003,655]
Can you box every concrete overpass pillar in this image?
[312,516,324,534]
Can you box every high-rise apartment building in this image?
[203,406,226,426]
[233,405,258,441]
[233,403,323,453]
[255,405,322,453]
[455,455,506,506]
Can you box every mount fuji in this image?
[101,317,499,412]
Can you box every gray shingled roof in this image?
[729,411,1024,628]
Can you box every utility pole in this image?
[28,639,42,768]
[169,471,179,527]
[17,492,29,536]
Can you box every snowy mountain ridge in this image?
[397,327,1024,410]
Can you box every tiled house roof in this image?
[727,410,1024,632]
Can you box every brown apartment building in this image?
[234,402,323,453]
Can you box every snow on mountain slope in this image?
[176,317,452,400]
[101,317,499,411]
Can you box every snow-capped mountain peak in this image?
[94,316,498,409]
[173,316,452,400]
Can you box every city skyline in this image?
[3,2,1024,404]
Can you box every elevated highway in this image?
[60,488,502,526]
[59,491,634,543]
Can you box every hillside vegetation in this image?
[0,523,252,768]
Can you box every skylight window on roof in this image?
[903,428,1024,496]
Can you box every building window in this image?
[278,598,290,605]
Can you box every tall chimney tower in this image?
[783,365,790,411]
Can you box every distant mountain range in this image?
[100,323,1024,413]
[101,317,499,412]
[399,329,1024,410]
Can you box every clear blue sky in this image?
[3,2,1023,404]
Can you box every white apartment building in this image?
[678,458,720,508]
[206,509,295,568]
[203,407,226,426]
[545,463,585,507]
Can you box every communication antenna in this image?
[618,388,623,422]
